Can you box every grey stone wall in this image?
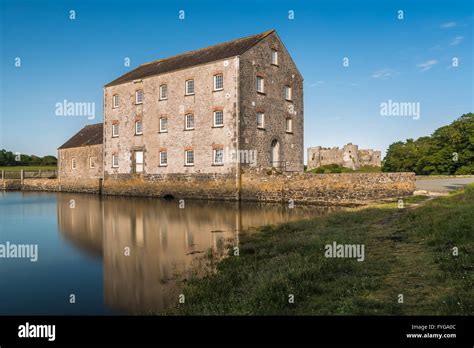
[103,58,240,176]
[58,145,103,179]
[239,31,304,172]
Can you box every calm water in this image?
[0,191,338,315]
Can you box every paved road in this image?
[415,177,474,193]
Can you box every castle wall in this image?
[307,144,382,170]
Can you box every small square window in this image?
[257,112,265,128]
[185,80,195,95]
[160,151,168,166]
[112,155,119,168]
[135,120,143,135]
[159,117,168,133]
[213,110,224,127]
[185,114,194,130]
[159,85,168,100]
[71,158,76,170]
[286,118,293,133]
[112,123,119,137]
[89,157,95,169]
[285,86,292,101]
[256,76,264,93]
[214,148,224,165]
[271,49,278,65]
[113,95,119,108]
[213,74,223,90]
[185,150,194,166]
[135,90,144,104]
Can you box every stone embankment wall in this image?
[241,171,415,205]
[1,179,102,193]
[0,171,416,205]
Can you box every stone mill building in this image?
[58,29,303,179]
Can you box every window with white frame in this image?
[286,118,293,133]
[185,79,194,95]
[135,120,143,135]
[285,85,292,101]
[159,117,168,132]
[159,84,167,100]
[257,112,265,128]
[135,90,144,104]
[159,151,167,166]
[71,158,76,170]
[89,156,95,169]
[213,148,224,165]
[256,76,264,93]
[112,123,119,137]
[213,110,224,127]
[213,74,223,90]
[185,114,194,130]
[112,154,119,168]
[271,49,278,65]
[113,95,119,108]
[185,150,194,166]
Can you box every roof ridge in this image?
[139,29,275,67]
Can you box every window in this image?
[113,95,119,108]
[159,117,168,133]
[286,118,293,133]
[213,74,223,90]
[159,84,167,100]
[213,148,224,165]
[112,155,119,168]
[257,112,265,128]
[256,76,264,93]
[213,110,224,127]
[160,151,168,166]
[185,150,194,166]
[112,123,119,137]
[71,158,76,170]
[271,49,278,65]
[285,86,292,101]
[185,79,194,95]
[135,90,143,104]
[89,157,95,169]
[135,120,143,135]
[185,114,194,130]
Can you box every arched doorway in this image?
[271,139,280,168]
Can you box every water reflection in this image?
[57,193,338,314]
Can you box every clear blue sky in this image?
[1,0,472,160]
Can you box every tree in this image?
[382,113,474,174]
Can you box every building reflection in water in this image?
[57,193,337,314]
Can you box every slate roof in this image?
[58,123,103,150]
[105,29,275,87]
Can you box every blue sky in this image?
[0,0,472,160]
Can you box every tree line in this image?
[0,149,57,167]
[382,113,474,175]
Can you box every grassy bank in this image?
[0,166,57,172]
[168,185,474,315]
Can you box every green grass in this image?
[165,185,474,315]
[307,164,381,174]
[0,166,57,172]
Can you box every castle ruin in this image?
[307,143,381,170]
